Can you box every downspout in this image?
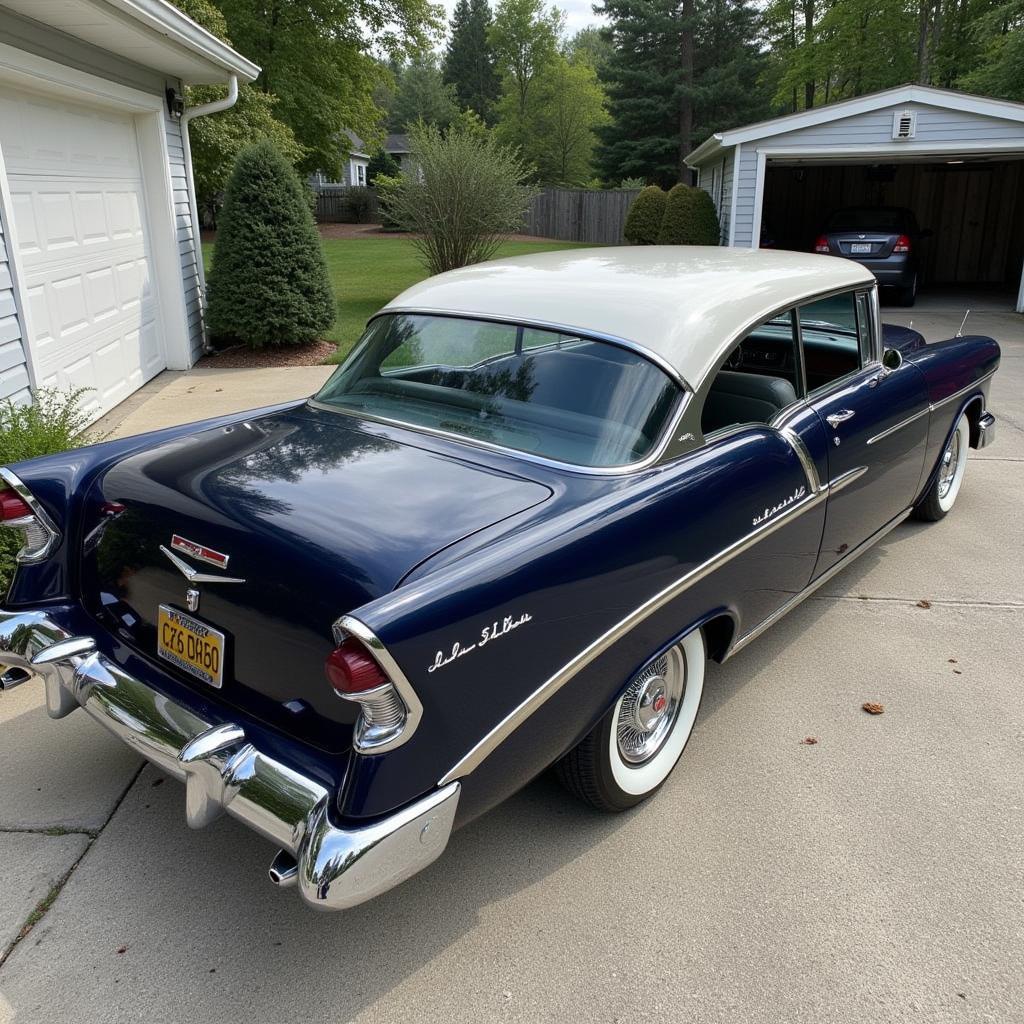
[181,73,238,353]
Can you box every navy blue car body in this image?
[0,248,1000,909]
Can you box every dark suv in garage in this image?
[814,206,925,307]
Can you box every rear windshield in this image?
[826,208,912,232]
[314,314,680,468]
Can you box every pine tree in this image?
[596,0,768,186]
[206,141,334,348]
[443,0,502,122]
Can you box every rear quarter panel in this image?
[342,429,827,825]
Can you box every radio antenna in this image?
[956,309,971,337]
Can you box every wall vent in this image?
[892,109,917,140]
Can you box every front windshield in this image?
[314,314,680,468]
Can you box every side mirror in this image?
[882,348,903,371]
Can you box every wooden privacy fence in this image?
[523,188,641,244]
[314,188,379,224]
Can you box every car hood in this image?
[80,405,551,746]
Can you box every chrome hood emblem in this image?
[160,545,246,585]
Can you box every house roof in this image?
[384,132,411,155]
[2,0,260,84]
[687,84,1024,166]
[343,129,370,160]
[381,247,874,390]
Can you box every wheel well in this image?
[962,395,985,448]
[701,613,736,664]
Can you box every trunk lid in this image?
[81,405,551,749]
[827,231,899,258]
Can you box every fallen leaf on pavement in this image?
[862,702,885,715]
[800,736,818,745]
[916,599,931,609]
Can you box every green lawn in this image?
[202,236,587,364]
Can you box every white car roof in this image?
[382,246,875,390]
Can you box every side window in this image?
[800,291,862,393]
[701,309,800,436]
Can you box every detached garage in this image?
[687,85,1024,312]
[0,0,258,420]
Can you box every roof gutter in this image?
[181,74,238,353]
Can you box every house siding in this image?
[697,156,732,244]
[731,148,760,247]
[763,102,1024,149]
[166,111,205,363]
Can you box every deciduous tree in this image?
[214,0,440,178]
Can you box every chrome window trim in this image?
[699,281,877,398]
[438,480,829,785]
[313,311,691,477]
[335,614,424,754]
[307,389,689,479]
[0,467,61,564]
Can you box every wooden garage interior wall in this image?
[762,161,1024,287]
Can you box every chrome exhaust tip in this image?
[269,849,298,888]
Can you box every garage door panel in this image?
[1,85,166,418]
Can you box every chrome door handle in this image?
[826,409,856,428]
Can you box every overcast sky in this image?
[437,0,606,40]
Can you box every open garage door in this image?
[761,158,1024,307]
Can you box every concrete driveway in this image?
[1,309,1022,1024]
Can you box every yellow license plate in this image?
[157,605,225,688]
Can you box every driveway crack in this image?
[0,760,145,971]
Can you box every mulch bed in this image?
[195,340,337,368]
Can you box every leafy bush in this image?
[377,121,536,275]
[342,186,375,223]
[0,388,96,591]
[619,176,646,190]
[206,140,335,348]
[367,149,400,186]
[623,185,667,244]
[657,183,721,245]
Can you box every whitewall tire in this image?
[914,413,970,522]
[555,629,706,812]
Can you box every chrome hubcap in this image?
[938,431,961,499]
[616,647,685,765]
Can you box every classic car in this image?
[0,248,999,911]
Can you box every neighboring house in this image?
[384,132,415,173]
[686,84,1024,312]
[310,129,370,189]
[0,0,258,422]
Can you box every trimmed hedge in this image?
[658,183,721,245]
[206,140,335,348]
[623,185,667,245]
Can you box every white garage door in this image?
[0,86,165,419]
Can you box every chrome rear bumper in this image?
[0,609,458,910]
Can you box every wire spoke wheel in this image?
[615,647,685,765]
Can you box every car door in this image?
[803,289,929,578]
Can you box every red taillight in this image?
[893,234,911,253]
[325,638,388,694]
[814,235,830,254]
[0,487,32,521]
